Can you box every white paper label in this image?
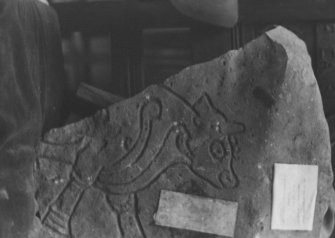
[154,190,238,237]
[271,163,318,231]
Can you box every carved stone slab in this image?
[31,26,335,238]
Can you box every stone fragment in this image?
[76,83,123,108]
[32,26,335,238]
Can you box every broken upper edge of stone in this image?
[265,26,324,110]
[265,26,312,74]
[266,26,307,51]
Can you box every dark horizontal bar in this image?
[239,0,335,23]
[50,0,335,32]
[50,0,195,33]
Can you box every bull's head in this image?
[188,94,244,189]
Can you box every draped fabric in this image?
[0,0,64,237]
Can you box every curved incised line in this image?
[219,136,238,188]
[227,157,239,188]
[37,136,87,166]
[41,135,86,147]
[96,126,191,194]
[99,125,183,185]
[100,98,162,178]
[98,162,186,195]
[100,87,203,187]
[105,123,191,185]
[219,162,238,189]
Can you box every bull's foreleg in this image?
[42,167,102,237]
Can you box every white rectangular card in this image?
[154,190,238,237]
[271,163,318,231]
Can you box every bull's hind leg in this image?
[106,193,146,238]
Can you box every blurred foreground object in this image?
[49,0,238,32]
[171,0,238,27]
[0,0,64,237]
[38,0,49,5]
[49,0,335,32]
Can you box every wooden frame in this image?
[50,0,335,32]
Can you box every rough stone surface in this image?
[32,26,335,238]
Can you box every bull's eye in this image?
[209,139,226,161]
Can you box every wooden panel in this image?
[316,24,335,118]
[50,0,335,32]
[316,23,335,75]
[49,0,193,33]
[191,26,237,64]
[110,29,142,97]
[142,28,192,87]
[239,0,335,23]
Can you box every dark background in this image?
[49,0,335,99]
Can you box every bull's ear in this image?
[193,94,212,114]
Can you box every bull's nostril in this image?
[323,206,335,234]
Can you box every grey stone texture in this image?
[31,26,335,238]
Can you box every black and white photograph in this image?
[0,0,335,237]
